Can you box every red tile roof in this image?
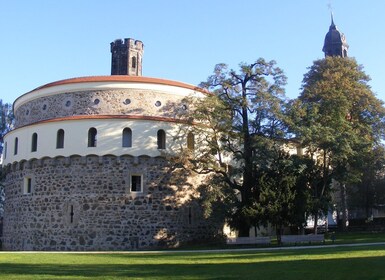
[28,76,205,93]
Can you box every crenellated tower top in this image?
[110,38,144,76]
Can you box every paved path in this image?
[1,242,385,254]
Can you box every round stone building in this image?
[1,38,219,250]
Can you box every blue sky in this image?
[1,0,385,104]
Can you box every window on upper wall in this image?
[130,174,142,192]
[56,129,65,149]
[88,127,97,147]
[4,142,7,159]
[23,177,33,194]
[187,132,195,150]
[14,137,18,155]
[31,133,38,152]
[132,56,137,68]
[122,128,132,147]
[157,129,166,149]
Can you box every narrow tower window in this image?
[188,206,192,225]
[56,129,65,149]
[131,56,137,68]
[122,128,132,147]
[31,133,38,152]
[4,142,7,159]
[187,132,195,150]
[70,205,74,223]
[157,129,166,149]
[23,177,32,194]
[14,137,18,155]
[88,127,97,147]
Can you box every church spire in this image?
[330,12,335,28]
[322,14,349,57]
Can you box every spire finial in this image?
[328,1,335,28]
[329,11,337,30]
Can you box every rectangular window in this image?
[23,177,33,194]
[14,137,18,155]
[131,175,142,192]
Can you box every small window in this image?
[31,133,38,152]
[65,100,71,107]
[122,128,132,148]
[187,132,195,150]
[14,137,18,155]
[157,129,166,149]
[188,206,192,225]
[93,98,100,105]
[131,175,142,192]
[56,129,65,149]
[4,142,7,159]
[88,127,97,147]
[70,205,74,223]
[155,101,161,107]
[124,98,131,105]
[132,56,137,68]
[42,104,47,111]
[23,177,33,194]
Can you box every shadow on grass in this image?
[94,244,385,261]
[1,254,385,279]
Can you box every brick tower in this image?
[110,38,144,76]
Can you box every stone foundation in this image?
[2,155,219,251]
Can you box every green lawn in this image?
[329,231,385,244]
[1,244,385,279]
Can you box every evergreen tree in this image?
[0,99,13,219]
[293,57,385,231]
[0,99,14,154]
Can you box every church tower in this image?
[110,38,144,76]
[322,14,349,57]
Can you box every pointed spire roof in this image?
[322,14,349,57]
[330,12,336,29]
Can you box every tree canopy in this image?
[292,56,385,230]
[0,99,13,218]
[175,59,314,236]
[0,100,14,155]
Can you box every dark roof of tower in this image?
[322,14,349,54]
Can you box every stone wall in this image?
[2,155,219,251]
[15,89,189,128]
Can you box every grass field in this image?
[1,244,385,279]
[1,232,385,279]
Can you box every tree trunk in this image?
[276,226,283,245]
[340,183,348,231]
[238,223,250,237]
[313,212,318,234]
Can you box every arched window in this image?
[187,132,195,150]
[31,133,38,152]
[132,56,137,68]
[157,129,166,149]
[88,127,97,147]
[122,128,132,147]
[56,129,65,149]
[14,137,18,155]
